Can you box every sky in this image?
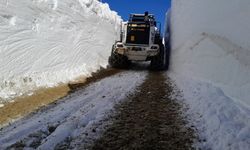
[102,0,171,30]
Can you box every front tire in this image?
[150,43,165,71]
[109,45,130,68]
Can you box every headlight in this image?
[117,44,124,48]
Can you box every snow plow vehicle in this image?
[109,12,169,70]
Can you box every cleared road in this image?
[0,66,196,150]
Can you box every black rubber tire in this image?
[150,43,165,71]
[164,39,171,70]
[109,46,130,69]
[164,45,170,70]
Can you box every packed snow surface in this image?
[169,73,250,150]
[168,0,250,149]
[0,71,146,149]
[170,0,250,107]
[0,0,121,103]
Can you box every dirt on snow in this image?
[0,68,121,128]
[88,71,196,150]
[2,67,197,150]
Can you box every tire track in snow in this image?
[88,72,196,150]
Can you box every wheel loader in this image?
[109,12,169,70]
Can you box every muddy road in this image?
[0,66,196,150]
[89,72,196,150]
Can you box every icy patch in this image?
[51,0,58,10]
[9,16,16,26]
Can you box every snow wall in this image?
[164,10,170,46]
[170,0,250,107]
[0,0,121,102]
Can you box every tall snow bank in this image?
[170,0,250,107]
[164,10,170,46]
[0,0,121,102]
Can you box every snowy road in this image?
[0,66,196,150]
[89,71,195,150]
[0,69,147,149]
